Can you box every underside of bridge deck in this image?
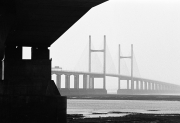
[0,0,107,122]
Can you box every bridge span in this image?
[52,69,180,95]
[52,38,180,95]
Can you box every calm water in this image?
[67,99,180,117]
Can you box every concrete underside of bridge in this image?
[0,0,107,122]
[59,88,107,96]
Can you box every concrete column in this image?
[92,77,94,89]
[165,85,169,90]
[118,77,120,89]
[140,81,143,90]
[159,84,162,90]
[74,75,79,89]
[148,82,151,90]
[127,80,129,89]
[83,74,87,89]
[157,84,160,90]
[144,81,147,90]
[161,85,164,90]
[131,80,134,90]
[89,76,91,89]
[56,74,61,89]
[65,75,68,88]
[103,36,106,89]
[103,76,106,89]
[137,80,139,90]
[154,83,157,90]
[152,82,155,90]
[89,77,94,89]
[65,75,70,89]
[164,85,167,90]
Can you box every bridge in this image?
[52,36,180,95]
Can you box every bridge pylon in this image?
[88,35,107,94]
[118,44,134,94]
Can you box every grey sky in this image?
[50,0,180,88]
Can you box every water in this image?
[67,99,180,118]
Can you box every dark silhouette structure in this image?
[0,0,107,122]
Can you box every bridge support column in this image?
[148,82,151,91]
[118,77,121,89]
[144,81,147,90]
[152,82,155,90]
[65,75,70,89]
[140,81,143,90]
[103,76,106,89]
[127,80,129,89]
[155,83,157,91]
[92,77,94,89]
[56,74,61,89]
[74,75,79,89]
[136,80,139,90]
[131,80,134,90]
[89,76,94,89]
[159,84,162,91]
[83,75,87,89]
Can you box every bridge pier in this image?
[152,82,155,90]
[136,80,139,90]
[127,80,130,89]
[83,74,87,89]
[148,82,151,91]
[75,75,79,89]
[56,74,61,89]
[131,80,134,90]
[140,80,143,90]
[144,81,147,90]
[65,75,70,89]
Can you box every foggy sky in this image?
[50,0,180,88]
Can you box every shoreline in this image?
[67,113,180,123]
[67,94,180,101]
[67,95,180,122]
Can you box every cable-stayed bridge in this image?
[52,36,180,95]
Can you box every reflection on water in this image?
[67,99,180,117]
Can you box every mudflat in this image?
[67,95,180,122]
[67,113,180,123]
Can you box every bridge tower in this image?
[118,44,134,93]
[88,35,107,94]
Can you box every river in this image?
[67,99,180,117]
